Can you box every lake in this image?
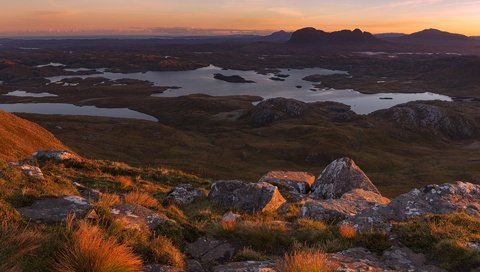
[46,65,452,114]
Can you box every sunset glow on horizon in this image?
[2,0,480,36]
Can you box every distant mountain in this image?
[289,27,381,45]
[260,30,292,42]
[393,29,475,44]
[375,33,406,39]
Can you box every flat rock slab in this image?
[300,189,390,221]
[209,180,286,213]
[20,164,45,180]
[212,261,279,272]
[18,196,89,223]
[33,150,77,161]
[259,171,315,194]
[186,237,236,265]
[110,203,170,230]
[312,157,380,199]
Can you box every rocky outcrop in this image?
[372,101,477,139]
[300,189,390,221]
[259,171,315,194]
[246,98,308,127]
[110,204,171,230]
[19,164,44,180]
[186,237,236,266]
[311,157,380,199]
[168,184,205,205]
[346,181,480,231]
[18,196,90,223]
[212,261,278,272]
[33,150,77,161]
[208,180,286,213]
[328,247,444,272]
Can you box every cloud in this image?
[268,7,303,17]
[31,10,76,18]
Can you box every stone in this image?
[33,150,77,161]
[246,98,309,127]
[300,189,390,221]
[212,261,278,272]
[311,157,380,199]
[346,181,480,232]
[168,184,205,205]
[18,196,90,223]
[20,164,44,180]
[186,237,236,265]
[208,180,286,213]
[222,212,241,224]
[259,171,315,194]
[110,203,170,230]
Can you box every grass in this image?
[278,247,337,272]
[147,235,185,268]
[0,222,41,272]
[338,224,356,239]
[124,191,158,208]
[393,213,480,271]
[55,222,143,272]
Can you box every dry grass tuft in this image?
[0,222,41,272]
[339,224,357,239]
[55,222,142,272]
[116,176,134,189]
[96,193,121,209]
[278,247,337,272]
[124,191,157,208]
[221,219,237,232]
[148,235,185,268]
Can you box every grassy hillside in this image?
[0,111,67,161]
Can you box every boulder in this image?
[259,171,315,194]
[73,182,102,202]
[186,237,236,265]
[300,189,390,221]
[18,196,90,223]
[222,212,241,224]
[142,264,184,272]
[371,101,476,139]
[246,98,308,127]
[212,261,278,272]
[346,181,480,232]
[208,180,286,213]
[33,150,77,161]
[311,157,380,199]
[20,164,44,180]
[168,184,205,205]
[110,203,171,230]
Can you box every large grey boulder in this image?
[259,171,315,194]
[186,237,236,265]
[300,189,390,221]
[18,196,90,223]
[110,204,171,230]
[212,261,278,272]
[168,184,205,205]
[346,181,480,232]
[311,157,380,199]
[208,180,286,213]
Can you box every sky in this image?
[1,0,480,36]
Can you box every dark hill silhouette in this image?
[289,27,381,45]
[392,28,476,44]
